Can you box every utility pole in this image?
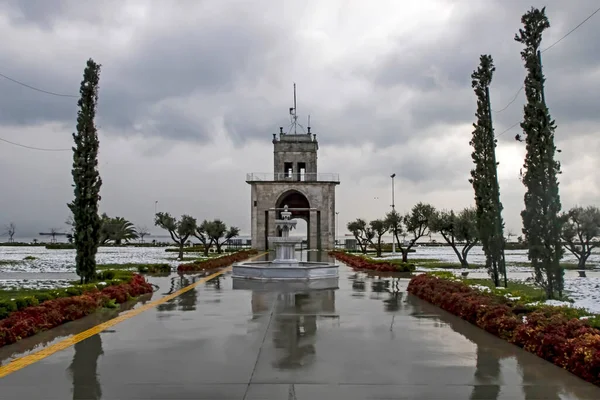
[390,173,396,254]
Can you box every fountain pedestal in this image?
[232,205,338,289]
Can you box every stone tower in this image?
[247,93,340,251]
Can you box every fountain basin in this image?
[231,260,338,281]
[232,276,339,291]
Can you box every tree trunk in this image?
[401,249,408,263]
[360,243,367,254]
[578,254,589,270]
[178,244,184,260]
[203,244,209,256]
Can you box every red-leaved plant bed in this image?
[177,250,259,273]
[328,251,413,272]
[407,274,600,386]
[0,274,153,348]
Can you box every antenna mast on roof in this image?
[287,82,306,135]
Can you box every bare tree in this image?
[347,219,373,254]
[429,208,480,268]
[5,222,16,243]
[506,230,515,243]
[560,206,600,270]
[385,203,436,262]
[137,226,150,243]
[154,212,197,260]
[367,219,388,257]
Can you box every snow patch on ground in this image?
[469,284,491,293]
[563,277,600,314]
[0,279,73,290]
[0,246,182,273]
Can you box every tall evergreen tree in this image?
[515,7,564,299]
[469,54,506,287]
[68,59,103,284]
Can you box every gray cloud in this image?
[1,0,600,236]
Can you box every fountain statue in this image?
[232,205,339,290]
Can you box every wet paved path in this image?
[1,252,600,399]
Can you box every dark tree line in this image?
[348,203,480,268]
[154,212,240,260]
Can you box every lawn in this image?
[510,261,596,270]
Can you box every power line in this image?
[0,136,71,152]
[494,121,520,138]
[541,6,600,53]
[493,6,600,114]
[0,72,78,98]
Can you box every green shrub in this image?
[45,243,75,250]
[65,287,83,296]
[34,293,53,303]
[23,256,37,260]
[0,307,10,319]
[103,298,118,309]
[14,296,39,310]
[0,300,17,312]
[137,263,170,273]
[427,271,456,280]
[97,270,116,280]
[80,283,99,293]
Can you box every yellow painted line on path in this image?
[0,252,267,379]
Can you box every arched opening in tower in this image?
[276,190,310,245]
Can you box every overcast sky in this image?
[0,0,599,239]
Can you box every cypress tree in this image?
[68,59,103,284]
[469,54,507,287]
[515,7,564,299]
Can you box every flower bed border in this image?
[177,250,258,273]
[0,274,153,348]
[328,251,414,272]
[407,274,600,386]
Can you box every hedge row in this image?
[328,251,414,272]
[0,274,153,347]
[407,274,600,386]
[177,250,259,273]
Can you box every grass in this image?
[0,260,22,267]
[412,260,484,270]
[98,263,150,270]
[97,263,172,274]
[164,256,210,262]
[0,269,140,319]
[510,261,597,270]
[424,270,600,329]
[0,270,133,302]
[426,271,560,303]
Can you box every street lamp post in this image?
[335,211,339,248]
[390,173,396,254]
[154,201,158,216]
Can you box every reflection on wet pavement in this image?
[0,251,599,399]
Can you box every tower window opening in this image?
[284,162,293,178]
[298,162,306,182]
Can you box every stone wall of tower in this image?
[250,182,337,250]
[273,134,318,176]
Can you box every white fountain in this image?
[232,205,339,290]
